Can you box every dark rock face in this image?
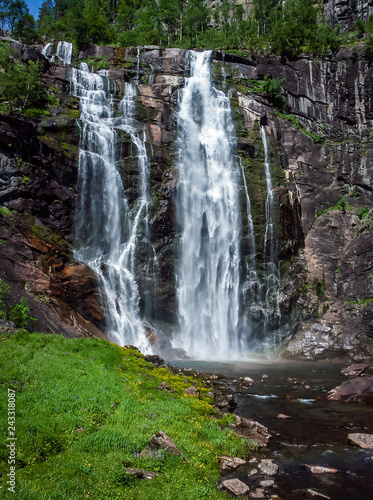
[324,0,373,31]
[1,42,373,359]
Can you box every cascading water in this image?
[261,124,281,340]
[55,41,72,66]
[174,51,243,360]
[70,62,151,352]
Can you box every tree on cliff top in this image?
[0,43,47,114]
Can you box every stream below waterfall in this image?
[171,359,373,499]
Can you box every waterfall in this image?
[55,41,72,66]
[174,51,242,360]
[70,63,151,352]
[261,125,281,340]
[42,41,72,66]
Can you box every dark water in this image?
[171,359,373,499]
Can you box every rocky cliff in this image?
[1,42,372,360]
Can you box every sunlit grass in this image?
[0,332,255,499]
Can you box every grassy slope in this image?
[0,332,254,499]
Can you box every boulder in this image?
[215,394,237,408]
[249,488,267,498]
[327,376,373,404]
[141,431,183,457]
[158,382,176,393]
[235,416,271,447]
[145,354,165,366]
[220,478,250,496]
[183,386,200,397]
[219,455,246,471]
[257,459,279,476]
[348,433,373,449]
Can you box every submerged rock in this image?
[302,464,338,474]
[291,489,331,499]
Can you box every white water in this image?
[261,125,281,337]
[42,41,73,66]
[174,51,242,360]
[70,63,151,352]
[55,41,73,66]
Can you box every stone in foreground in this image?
[258,459,279,476]
[183,386,200,396]
[234,416,271,447]
[348,432,373,449]
[158,381,176,393]
[141,431,183,457]
[219,455,246,471]
[125,468,159,480]
[220,478,250,496]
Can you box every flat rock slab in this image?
[348,432,373,449]
[258,459,279,476]
[141,431,183,457]
[303,464,338,474]
[219,455,246,470]
[327,376,373,404]
[220,478,250,496]
[125,468,159,480]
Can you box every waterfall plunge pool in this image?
[169,359,373,500]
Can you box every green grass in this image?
[0,332,254,499]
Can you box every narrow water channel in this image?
[171,360,373,499]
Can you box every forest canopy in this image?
[0,0,372,55]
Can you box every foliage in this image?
[250,74,285,109]
[0,43,47,115]
[0,279,36,326]
[277,112,324,143]
[357,207,370,220]
[316,195,351,218]
[0,332,255,498]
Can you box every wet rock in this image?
[183,386,200,397]
[145,354,165,366]
[348,433,373,449]
[327,376,373,404]
[303,464,338,474]
[215,394,237,408]
[260,480,275,488]
[248,468,258,476]
[250,488,267,498]
[277,413,292,419]
[158,382,176,393]
[235,416,271,447]
[341,364,369,377]
[258,459,279,476]
[220,478,250,496]
[219,455,246,471]
[125,468,159,480]
[291,489,331,499]
[141,431,183,457]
